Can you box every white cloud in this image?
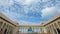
[15,0,40,5]
[57,7,60,13]
[15,0,33,5]
[42,0,49,2]
[0,0,13,7]
[41,7,59,18]
[1,11,19,21]
[0,0,60,24]
[24,0,34,5]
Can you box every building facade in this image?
[43,13,60,34]
[0,12,60,34]
[0,13,19,34]
[19,24,46,34]
[19,13,60,34]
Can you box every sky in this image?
[0,0,60,24]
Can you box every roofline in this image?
[43,13,60,26]
[19,24,44,27]
[1,12,60,27]
[0,12,19,26]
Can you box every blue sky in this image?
[0,0,60,24]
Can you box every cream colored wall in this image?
[13,26,19,34]
[43,27,47,33]
[45,18,60,34]
[19,26,45,33]
[0,18,16,34]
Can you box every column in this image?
[2,23,6,34]
[48,26,52,34]
[0,22,2,29]
[50,24,55,34]
[56,22,60,29]
[7,24,10,34]
[50,25,54,34]
[9,25,10,34]
[44,27,47,33]
[10,26,13,34]
[47,26,50,34]
[10,26,11,34]
[7,25,9,34]
[1,23,4,29]
[11,27,13,34]
[5,23,8,34]
[53,23,58,34]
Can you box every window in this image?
[40,28,43,33]
[28,27,33,32]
